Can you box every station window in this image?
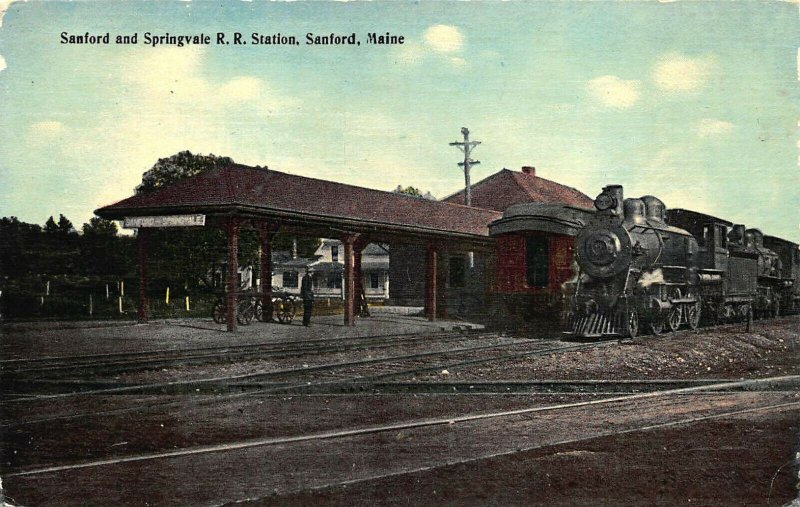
[369,272,380,289]
[282,271,298,288]
[327,275,342,289]
[331,245,339,263]
[526,236,549,288]
[449,255,466,288]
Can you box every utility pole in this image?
[449,127,481,206]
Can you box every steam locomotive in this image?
[566,185,799,338]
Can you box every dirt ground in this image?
[2,316,799,506]
[270,409,799,507]
[415,316,800,382]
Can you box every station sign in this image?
[123,214,206,228]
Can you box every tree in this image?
[43,216,58,233]
[57,214,76,235]
[82,217,118,237]
[393,185,436,200]
[394,185,422,197]
[135,150,235,195]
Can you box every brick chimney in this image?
[521,166,535,177]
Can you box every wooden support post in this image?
[353,237,369,318]
[137,228,150,323]
[258,223,277,323]
[342,234,359,326]
[425,243,438,321]
[225,218,240,332]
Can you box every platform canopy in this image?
[96,164,501,246]
[95,164,502,330]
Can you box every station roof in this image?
[442,167,594,211]
[96,164,502,241]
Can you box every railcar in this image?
[487,203,592,327]
[763,235,800,314]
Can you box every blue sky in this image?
[1,1,798,241]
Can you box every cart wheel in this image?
[212,300,226,324]
[237,299,254,326]
[278,297,296,324]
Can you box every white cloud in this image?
[0,0,12,29]
[0,54,6,73]
[219,76,263,102]
[393,42,425,66]
[449,57,466,67]
[121,47,297,116]
[696,118,734,137]
[423,25,464,53]
[587,75,641,108]
[30,120,64,135]
[652,52,714,92]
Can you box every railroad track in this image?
[0,337,618,427]
[1,329,516,380]
[2,337,613,399]
[6,375,799,481]
[270,377,800,395]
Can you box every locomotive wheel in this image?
[625,310,639,339]
[687,302,701,331]
[667,306,681,333]
[723,304,736,323]
[737,304,750,322]
[212,300,226,324]
[648,316,664,335]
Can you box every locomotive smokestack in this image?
[601,185,624,217]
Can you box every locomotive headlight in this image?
[594,192,616,211]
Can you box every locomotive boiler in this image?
[568,185,701,338]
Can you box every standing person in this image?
[300,267,314,326]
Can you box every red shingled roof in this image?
[96,165,502,238]
[442,168,593,211]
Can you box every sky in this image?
[0,1,798,241]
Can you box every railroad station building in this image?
[95,164,592,331]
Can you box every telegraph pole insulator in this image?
[449,127,481,206]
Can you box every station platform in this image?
[0,312,485,360]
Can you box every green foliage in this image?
[43,216,58,233]
[272,233,322,259]
[393,185,435,200]
[135,150,235,195]
[0,216,134,279]
[82,217,118,237]
[394,185,422,197]
[57,214,76,234]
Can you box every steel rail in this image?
[6,375,798,478]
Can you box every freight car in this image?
[564,184,797,338]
